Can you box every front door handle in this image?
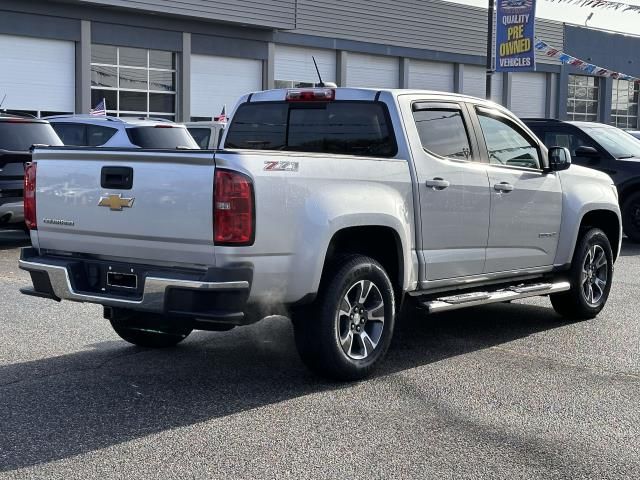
[494,182,514,193]
[426,177,450,190]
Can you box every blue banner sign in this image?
[495,0,537,72]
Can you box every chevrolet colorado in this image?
[19,88,622,380]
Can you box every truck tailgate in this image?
[32,148,216,267]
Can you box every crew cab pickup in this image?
[19,88,622,380]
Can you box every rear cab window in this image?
[224,101,397,157]
[126,126,199,149]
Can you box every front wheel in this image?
[622,191,640,242]
[550,228,613,320]
[110,314,192,348]
[292,255,396,381]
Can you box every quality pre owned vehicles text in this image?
[19,88,622,380]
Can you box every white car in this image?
[184,120,226,149]
[45,115,199,149]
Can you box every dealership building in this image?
[0,0,638,128]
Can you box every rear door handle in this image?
[426,178,450,190]
[494,182,514,193]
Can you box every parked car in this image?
[21,88,621,380]
[184,120,226,149]
[524,118,640,242]
[0,114,62,229]
[626,130,640,141]
[45,115,199,149]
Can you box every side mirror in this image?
[574,145,600,158]
[547,146,572,172]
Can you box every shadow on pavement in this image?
[619,238,640,257]
[0,301,571,472]
[0,230,29,251]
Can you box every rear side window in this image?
[87,125,117,146]
[225,102,397,157]
[188,127,212,149]
[53,123,86,146]
[0,122,63,151]
[413,108,472,160]
[126,126,199,149]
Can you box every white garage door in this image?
[510,72,547,118]
[275,45,336,87]
[347,53,399,88]
[0,34,75,114]
[463,65,486,99]
[191,55,262,119]
[491,72,503,105]
[408,60,454,92]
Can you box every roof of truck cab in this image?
[242,87,508,112]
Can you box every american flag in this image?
[90,98,107,116]
[214,105,227,123]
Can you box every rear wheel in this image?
[110,313,192,348]
[292,255,396,381]
[550,228,613,320]
[622,191,640,242]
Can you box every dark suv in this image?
[524,119,640,242]
[0,115,62,229]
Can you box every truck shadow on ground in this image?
[0,301,572,472]
[0,230,29,251]
[619,238,640,256]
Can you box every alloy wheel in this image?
[581,244,608,305]
[336,280,385,360]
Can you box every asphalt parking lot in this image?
[0,230,638,479]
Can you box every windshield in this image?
[126,126,199,149]
[0,122,63,151]
[581,125,640,159]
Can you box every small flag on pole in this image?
[90,98,107,116]
[214,105,227,123]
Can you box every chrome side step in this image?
[421,281,570,314]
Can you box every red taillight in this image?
[24,162,37,230]
[214,169,254,245]
[286,88,335,102]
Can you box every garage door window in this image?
[91,45,176,119]
[567,75,598,122]
[611,79,639,129]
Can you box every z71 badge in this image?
[263,161,299,172]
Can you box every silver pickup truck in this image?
[20,87,622,380]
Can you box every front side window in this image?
[567,75,599,122]
[52,123,86,146]
[412,107,472,160]
[477,112,540,169]
[225,101,397,157]
[611,79,639,129]
[91,45,176,120]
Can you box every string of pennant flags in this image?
[533,38,640,83]
[545,0,640,13]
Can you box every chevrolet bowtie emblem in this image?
[98,194,135,211]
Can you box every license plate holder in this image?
[106,271,138,290]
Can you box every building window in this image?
[91,45,176,119]
[611,79,639,129]
[567,75,598,122]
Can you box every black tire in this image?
[622,191,640,243]
[292,255,396,381]
[550,228,613,320]
[110,314,192,348]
